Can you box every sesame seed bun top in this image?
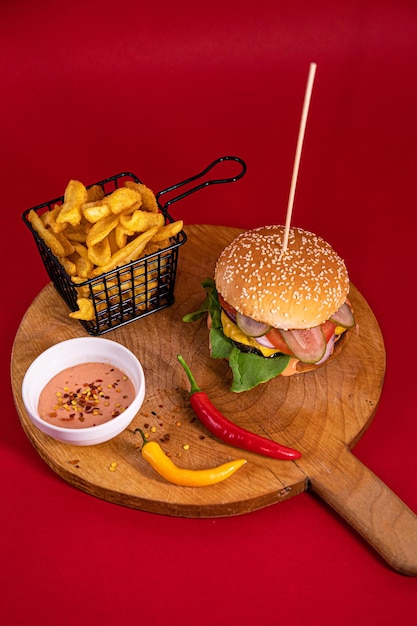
[214,225,350,330]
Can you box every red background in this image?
[1,0,417,623]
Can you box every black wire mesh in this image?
[22,172,186,335]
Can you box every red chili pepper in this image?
[177,355,301,460]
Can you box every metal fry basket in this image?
[22,156,246,335]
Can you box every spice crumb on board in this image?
[109,462,117,471]
[133,395,199,461]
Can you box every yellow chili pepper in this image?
[137,430,247,487]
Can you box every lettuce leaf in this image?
[182,278,290,392]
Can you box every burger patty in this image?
[231,339,286,358]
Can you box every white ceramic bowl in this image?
[22,337,145,446]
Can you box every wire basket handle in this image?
[156,156,246,212]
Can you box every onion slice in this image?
[255,334,277,349]
[223,308,236,324]
[315,333,335,364]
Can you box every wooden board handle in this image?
[309,447,417,576]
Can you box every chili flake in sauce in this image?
[38,362,135,429]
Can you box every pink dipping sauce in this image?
[38,362,135,429]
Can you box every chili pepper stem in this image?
[177,354,201,394]
[134,428,148,448]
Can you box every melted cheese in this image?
[221,312,281,357]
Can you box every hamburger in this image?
[184,225,355,392]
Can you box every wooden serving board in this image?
[11,225,417,575]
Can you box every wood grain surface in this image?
[11,224,417,575]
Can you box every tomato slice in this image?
[321,320,337,341]
[218,293,237,320]
[265,328,294,355]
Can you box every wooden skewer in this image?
[282,62,317,253]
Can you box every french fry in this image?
[89,278,114,296]
[58,255,77,276]
[119,209,164,233]
[151,220,183,242]
[41,205,68,234]
[86,213,120,247]
[72,243,94,278]
[135,277,158,294]
[27,209,66,257]
[55,232,75,257]
[82,202,112,223]
[71,275,87,284]
[124,181,159,212]
[87,237,112,266]
[72,242,89,260]
[69,297,95,321]
[154,238,171,250]
[107,229,119,254]
[56,180,88,227]
[86,184,105,202]
[104,187,142,214]
[143,242,161,255]
[74,284,91,298]
[91,226,159,276]
[64,221,91,243]
[74,256,94,279]
[115,223,134,249]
